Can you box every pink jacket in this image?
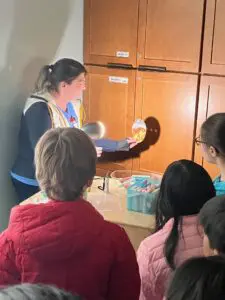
[137,215,203,300]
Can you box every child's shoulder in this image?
[213,176,225,196]
[20,191,49,206]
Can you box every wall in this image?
[0,0,84,230]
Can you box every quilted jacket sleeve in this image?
[0,231,20,285]
[137,240,162,300]
[107,226,140,300]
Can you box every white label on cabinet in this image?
[116,51,129,58]
[109,76,129,84]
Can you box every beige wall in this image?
[0,0,84,229]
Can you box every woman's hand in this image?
[96,147,103,157]
[127,138,138,149]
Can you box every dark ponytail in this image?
[164,216,180,270]
[155,189,180,270]
[34,58,86,94]
[34,65,53,93]
[155,160,215,270]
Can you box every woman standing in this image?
[11,58,135,202]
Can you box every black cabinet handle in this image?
[138,65,166,72]
[107,63,134,70]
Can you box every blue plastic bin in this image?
[126,176,160,214]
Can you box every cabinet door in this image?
[133,72,198,173]
[202,0,225,75]
[84,0,139,67]
[195,76,225,178]
[84,66,136,171]
[137,0,204,72]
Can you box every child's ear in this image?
[87,179,93,188]
[209,146,217,158]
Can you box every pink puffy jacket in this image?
[137,215,203,300]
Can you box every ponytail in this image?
[34,65,53,93]
[164,216,180,270]
[33,58,87,94]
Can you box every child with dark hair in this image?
[199,195,225,256]
[137,159,215,300]
[166,256,225,300]
[0,284,82,300]
[197,113,225,195]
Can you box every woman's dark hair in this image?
[201,113,225,156]
[155,159,215,269]
[166,256,225,300]
[199,195,225,255]
[0,284,82,300]
[34,58,87,94]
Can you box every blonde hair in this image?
[35,128,96,201]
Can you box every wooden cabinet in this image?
[133,72,198,173]
[202,0,225,75]
[84,0,140,67]
[137,0,204,72]
[195,76,225,178]
[83,1,225,175]
[84,0,204,72]
[84,65,136,171]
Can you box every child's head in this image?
[0,284,82,300]
[156,159,215,269]
[199,195,225,256]
[35,127,97,201]
[166,256,225,300]
[199,113,225,164]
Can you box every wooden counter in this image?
[87,178,155,250]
